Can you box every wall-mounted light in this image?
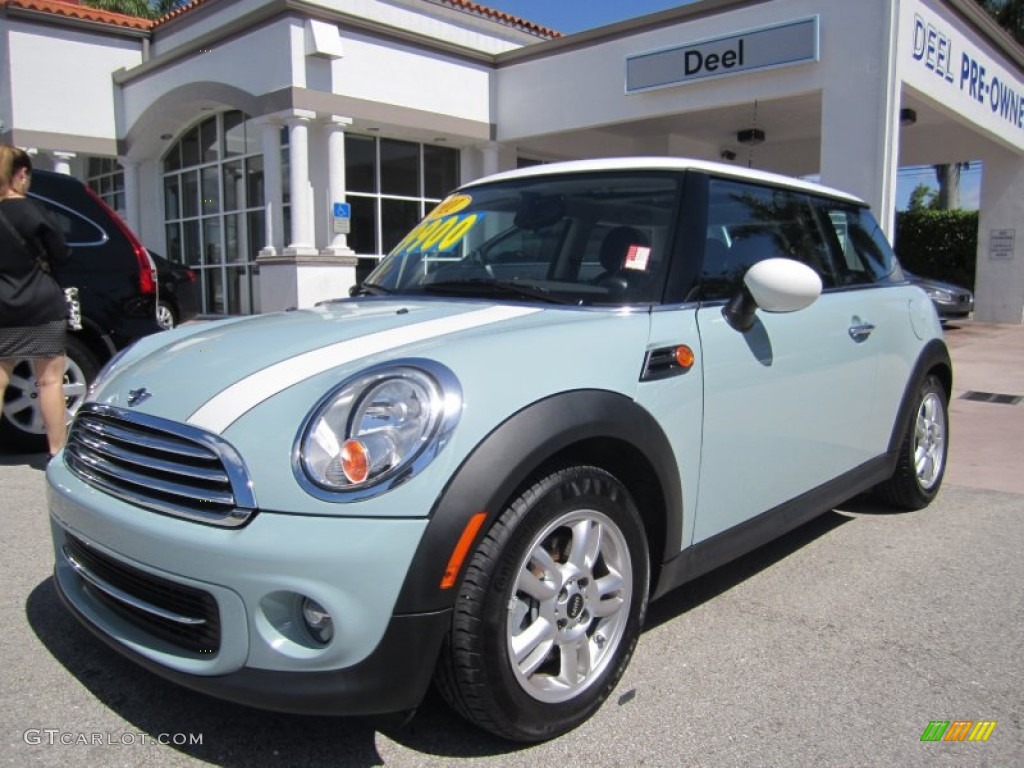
[720,149,737,161]
[737,128,765,146]
[900,108,917,126]
[160,133,173,141]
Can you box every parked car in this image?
[905,270,974,321]
[47,158,951,743]
[150,251,199,329]
[1,170,162,452]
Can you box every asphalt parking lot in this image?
[2,321,1022,767]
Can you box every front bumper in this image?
[47,457,446,715]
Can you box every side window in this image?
[702,179,835,300]
[817,204,894,285]
[31,196,106,247]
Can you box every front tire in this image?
[876,374,948,510]
[435,466,649,742]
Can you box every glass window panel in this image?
[99,176,111,196]
[223,111,246,157]
[203,217,222,265]
[241,115,262,155]
[348,196,377,255]
[424,145,458,199]
[346,135,376,193]
[283,205,291,244]
[182,170,199,218]
[281,148,290,205]
[87,158,103,176]
[226,266,246,315]
[222,161,243,212]
[183,219,200,266]
[201,166,220,215]
[204,267,225,315]
[165,223,181,262]
[180,125,200,168]
[200,116,218,164]
[246,155,264,209]
[248,269,261,314]
[225,213,246,263]
[164,175,181,219]
[163,143,181,173]
[380,139,419,197]
[247,210,265,260]
[381,198,420,255]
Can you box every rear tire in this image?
[0,335,100,453]
[435,466,649,742]
[876,374,948,510]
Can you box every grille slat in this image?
[63,534,220,654]
[66,404,256,528]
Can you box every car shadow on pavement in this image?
[0,451,49,470]
[24,578,523,766]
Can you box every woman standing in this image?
[0,145,72,457]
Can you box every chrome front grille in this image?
[62,533,220,654]
[65,403,256,527]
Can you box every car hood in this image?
[90,300,552,431]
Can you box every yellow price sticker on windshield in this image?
[392,212,484,256]
[425,194,472,220]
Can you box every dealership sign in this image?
[626,17,819,93]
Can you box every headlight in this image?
[296,360,462,500]
[924,287,953,302]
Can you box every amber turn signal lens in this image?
[340,439,370,484]
[674,345,695,369]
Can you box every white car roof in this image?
[461,157,865,206]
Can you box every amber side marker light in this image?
[674,345,695,369]
[441,512,488,589]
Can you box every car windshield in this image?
[361,172,682,305]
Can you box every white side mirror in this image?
[723,258,822,332]
[744,258,822,313]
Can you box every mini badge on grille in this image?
[126,387,152,407]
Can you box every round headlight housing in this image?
[298,361,461,499]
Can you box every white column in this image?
[118,158,141,233]
[481,142,501,177]
[258,118,284,257]
[973,149,1024,324]
[322,115,354,256]
[284,109,317,256]
[52,151,76,175]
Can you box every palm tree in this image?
[976,0,1024,44]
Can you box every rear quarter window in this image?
[31,195,108,247]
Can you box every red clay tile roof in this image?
[0,0,154,30]
[430,0,562,38]
[0,0,561,39]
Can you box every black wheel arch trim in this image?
[887,338,952,455]
[392,389,683,614]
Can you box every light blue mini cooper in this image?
[47,158,951,742]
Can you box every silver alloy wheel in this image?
[2,357,88,435]
[914,390,946,490]
[156,301,176,330]
[506,508,632,703]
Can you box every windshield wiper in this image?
[421,279,574,305]
[351,281,393,297]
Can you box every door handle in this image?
[848,322,875,342]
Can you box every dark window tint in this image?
[346,135,376,193]
[702,179,835,299]
[818,205,895,285]
[380,139,419,197]
[424,144,458,198]
[33,197,106,246]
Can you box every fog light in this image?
[300,598,334,645]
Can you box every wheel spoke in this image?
[529,545,562,584]
[557,635,592,688]
[4,392,35,414]
[511,617,555,674]
[590,571,625,618]
[518,568,557,602]
[568,518,601,572]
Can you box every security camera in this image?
[720,149,736,161]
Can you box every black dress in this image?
[0,197,72,359]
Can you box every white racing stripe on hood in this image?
[187,304,543,434]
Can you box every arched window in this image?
[162,111,272,315]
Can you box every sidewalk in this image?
[943,320,1024,495]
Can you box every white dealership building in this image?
[1,0,1022,321]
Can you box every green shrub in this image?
[894,209,978,289]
